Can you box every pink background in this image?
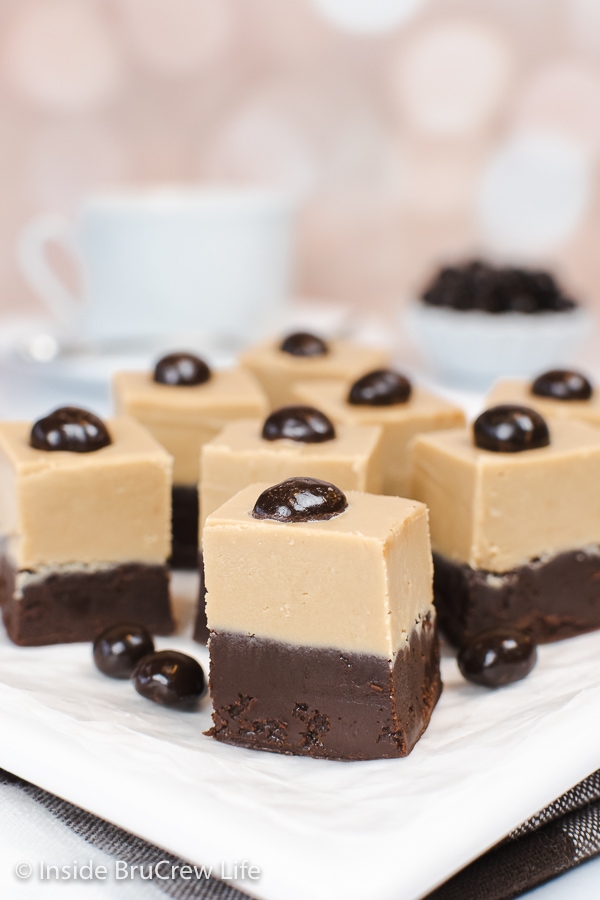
[2,0,600,318]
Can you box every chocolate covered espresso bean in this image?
[153,352,211,387]
[531,369,593,402]
[473,405,550,453]
[93,623,155,679]
[30,407,112,453]
[262,406,335,443]
[252,477,348,523]
[458,629,537,687]
[279,332,328,357]
[348,370,411,406]
[132,650,206,710]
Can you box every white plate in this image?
[0,572,599,900]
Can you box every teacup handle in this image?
[17,213,82,327]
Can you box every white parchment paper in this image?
[0,574,599,900]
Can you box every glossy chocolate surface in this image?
[531,369,593,402]
[30,406,112,453]
[279,332,328,357]
[473,405,550,453]
[421,260,576,314]
[457,629,537,687]
[252,477,347,523]
[93,623,155,679]
[348,369,411,406]
[153,352,211,386]
[132,650,206,710]
[262,405,335,443]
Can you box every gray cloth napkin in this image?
[426,770,600,899]
[1,767,599,900]
[0,769,246,900]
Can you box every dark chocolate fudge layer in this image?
[208,612,441,761]
[192,552,208,644]
[170,486,199,569]
[433,549,600,647]
[0,557,173,646]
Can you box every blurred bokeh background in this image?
[2,0,600,319]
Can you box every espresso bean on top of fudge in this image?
[486,369,600,429]
[113,355,267,567]
[411,406,600,645]
[294,374,464,498]
[198,404,383,534]
[203,478,441,761]
[239,332,390,410]
[0,409,174,645]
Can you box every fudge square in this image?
[113,364,267,566]
[239,335,389,409]
[411,418,600,645]
[204,482,441,761]
[486,373,600,428]
[293,378,465,497]
[199,418,383,533]
[0,416,173,645]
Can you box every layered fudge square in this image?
[204,478,441,760]
[294,373,465,497]
[486,370,600,427]
[199,412,383,534]
[194,405,383,644]
[239,331,389,409]
[0,410,173,646]
[113,355,267,567]
[411,409,600,645]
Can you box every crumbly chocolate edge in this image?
[192,551,208,644]
[433,547,600,646]
[206,612,441,761]
[0,555,174,646]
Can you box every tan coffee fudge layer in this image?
[113,368,267,484]
[204,483,433,657]
[486,378,600,427]
[411,418,600,573]
[0,417,171,569]
[239,338,389,409]
[199,419,383,533]
[294,380,465,497]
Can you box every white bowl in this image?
[406,302,593,387]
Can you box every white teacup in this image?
[18,186,295,347]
